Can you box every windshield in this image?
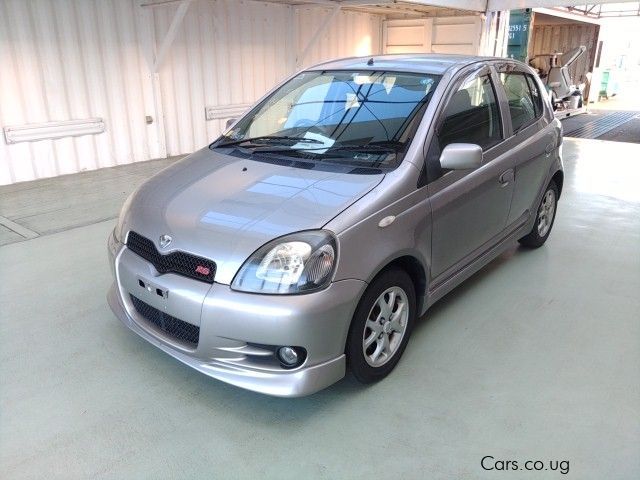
[211,70,441,170]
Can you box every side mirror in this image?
[225,118,238,130]
[439,143,483,170]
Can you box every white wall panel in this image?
[154,0,296,157]
[296,7,383,68]
[479,11,510,57]
[0,1,388,185]
[383,19,433,54]
[0,0,157,185]
[154,0,381,155]
[431,16,483,54]
[383,16,483,56]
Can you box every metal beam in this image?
[296,4,342,69]
[140,0,187,7]
[532,7,601,24]
[488,0,636,12]
[339,0,393,5]
[400,0,487,12]
[152,0,192,72]
[276,0,391,5]
[214,0,487,13]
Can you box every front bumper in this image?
[107,236,366,397]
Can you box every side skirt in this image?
[421,217,531,314]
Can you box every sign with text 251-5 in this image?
[507,9,532,62]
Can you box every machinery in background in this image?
[530,46,587,114]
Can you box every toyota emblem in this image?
[159,234,172,249]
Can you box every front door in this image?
[426,67,514,282]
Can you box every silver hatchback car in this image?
[108,54,563,397]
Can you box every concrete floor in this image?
[0,157,181,246]
[1,139,639,479]
[562,81,640,144]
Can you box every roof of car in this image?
[309,53,511,75]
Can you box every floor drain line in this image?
[0,215,40,239]
[565,111,640,139]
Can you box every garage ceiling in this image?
[257,0,640,15]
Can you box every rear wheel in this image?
[518,180,558,248]
[346,268,416,383]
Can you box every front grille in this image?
[130,295,200,347]
[126,231,216,283]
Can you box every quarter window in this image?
[499,72,540,132]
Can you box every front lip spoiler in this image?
[107,284,346,397]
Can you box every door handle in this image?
[544,142,554,157]
[499,169,514,187]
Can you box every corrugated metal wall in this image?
[0,0,384,184]
[296,6,382,67]
[0,0,159,185]
[0,2,510,187]
[154,0,295,157]
[157,2,382,157]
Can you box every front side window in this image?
[424,73,501,184]
[212,70,441,170]
[438,74,502,151]
[499,72,539,133]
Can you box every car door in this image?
[494,64,558,226]
[425,64,515,283]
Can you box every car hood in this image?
[117,148,384,284]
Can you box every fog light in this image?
[277,346,302,368]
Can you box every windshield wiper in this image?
[243,142,405,156]
[214,135,323,148]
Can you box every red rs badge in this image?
[195,265,210,276]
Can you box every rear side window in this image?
[525,74,544,117]
[438,75,502,151]
[499,72,540,132]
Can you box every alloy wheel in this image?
[362,286,409,367]
[537,189,556,237]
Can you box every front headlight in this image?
[231,230,337,294]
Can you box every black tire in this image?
[346,268,416,384]
[518,180,559,248]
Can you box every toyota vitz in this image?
[108,54,563,397]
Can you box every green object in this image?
[599,70,610,98]
[507,9,532,62]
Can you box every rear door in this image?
[494,63,556,226]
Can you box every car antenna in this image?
[367,57,374,66]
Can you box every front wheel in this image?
[346,268,416,383]
[518,180,559,248]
